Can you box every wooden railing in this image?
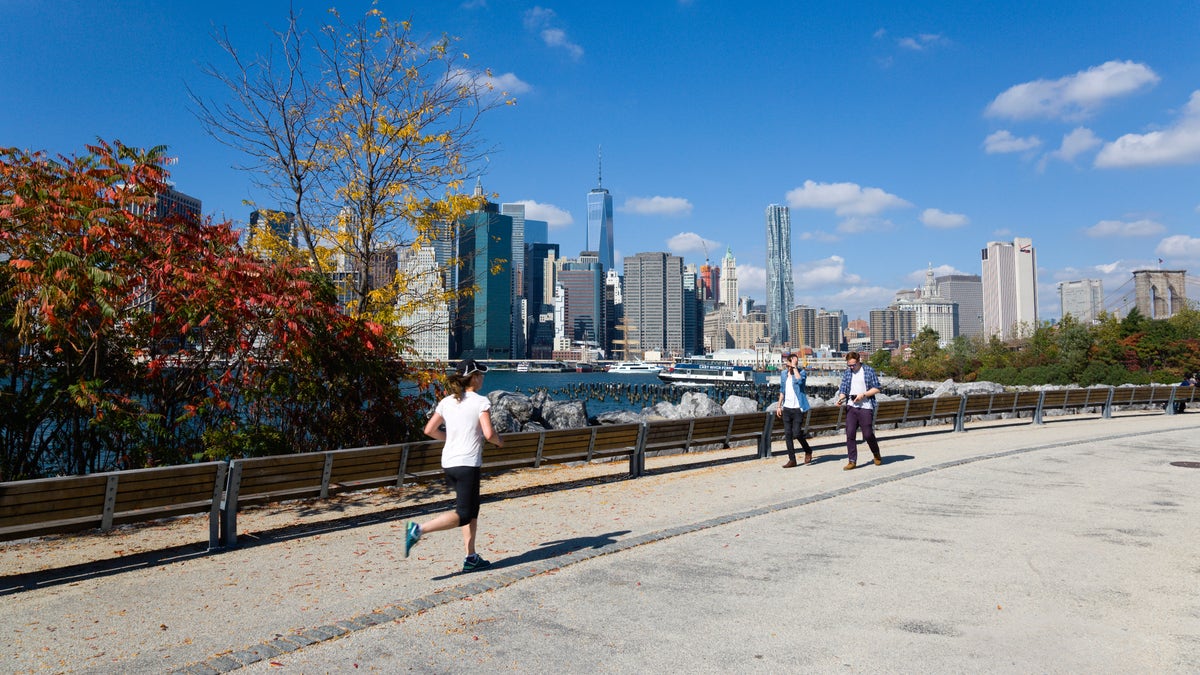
[1,384,1192,549]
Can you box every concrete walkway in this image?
[3,411,1199,673]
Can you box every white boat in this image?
[657,362,755,385]
[607,360,663,374]
[516,361,530,373]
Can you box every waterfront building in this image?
[682,264,704,355]
[704,305,737,352]
[728,315,768,350]
[869,307,917,351]
[815,309,845,352]
[556,256,607,352]
[788,304,817,351]
[1058,278,1104,324]
[623,252,684,357]
[396,245,450,362]
[455,193,513,359]
[1132,270,1187,319]
[982,237,1038,339]
[935,274,984,338]
[525,243,559,359]
[765,205,794,346]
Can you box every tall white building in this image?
[396,245,450,362]
[898,266,959,347]
[982,237,1038,339]
[720,247,739,311]
[1058,278,1104,323]
[765,205,794,346]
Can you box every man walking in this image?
[835,351,884,470]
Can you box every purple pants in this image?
[844,406,881,463]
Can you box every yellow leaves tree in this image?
[192,6,515,343]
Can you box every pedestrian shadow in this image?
[429,530,631,581]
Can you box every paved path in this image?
[3,412,1199,673]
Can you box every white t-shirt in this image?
[435,391,491,468]
[849,368,875,410]
[783,373,801,409]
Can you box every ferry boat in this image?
[657,362,755,386]
[607,360,664,374]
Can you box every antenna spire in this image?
[597,145,603,188]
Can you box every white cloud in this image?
[737,263,766,298]
[1050,127,1102,163]
[666,232,721,257]
[921,208,970,229]
[523,8,583,59]
[1095,91,1200,168]
[897,33,947,51]
[620,196,693,217]
[449,69,532,97]
[984,130,1042,154]
[1156,235,1200,259]
[794,255,863,290]
[985,60,1159,121]
[1094,260,1123,275]
[514,199,573,228]
[798,230,840,243]
[1084,218,1166,238]
[785,180,912,216]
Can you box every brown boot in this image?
[803,451,813,465]
[873,455,883,466]
[843,461,856,471]
[782,459,797,468]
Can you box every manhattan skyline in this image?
[4,1,1199,321]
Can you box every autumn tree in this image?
[0,141,429,479]
[191,7,514,330]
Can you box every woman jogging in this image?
[405,359,504,572]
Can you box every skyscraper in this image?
[765,205,794,346]
[935,274,984,338]
[524,242,559,358]
[1058,279,1104,323]
[896,266,959,347]
[455,196,513,359]
[788,305,817,350]
[720,247,739,311]
[557,256,606,350]
[981,237,1038,340]
[396,245,450,362]
[586,151,615,271]
[623,252,684,357]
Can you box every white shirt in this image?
[849,368,874,410]
[783,372,801,409]
[435,391,491,468]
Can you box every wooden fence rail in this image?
[1,385,1192,549]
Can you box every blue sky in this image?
[5,1,1200,322]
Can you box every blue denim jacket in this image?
[779,368,811,412]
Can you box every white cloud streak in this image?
[985,60,1160,121]
[1084,218,1166,238]
[620,196,693,217]
[523,7,583,59]
[514,199,573,228]
[1095,91,1200,168]
[920,208,970,229]
[984,130,1042,154]
[666,232,722,257]
[1156,235,1200,260]
[785,180,912,216]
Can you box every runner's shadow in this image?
[430,530,630,581]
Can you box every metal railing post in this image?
[221,460,243,548]
[955,395,968,432]
[1033,390,1046,424]
[632,423,648,477]
[1102,387,1115,419]
[761,413,775,459]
